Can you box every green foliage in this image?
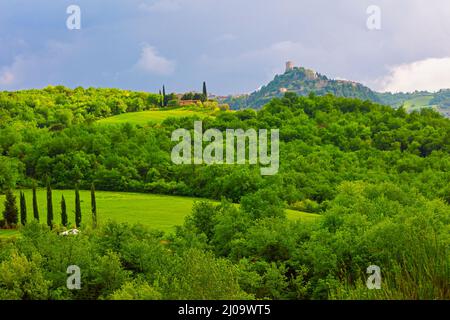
[2,189,18,227]
[3,190,302,235]
[0,221,252,300]
[429,89,450,108]
[203,81,208,99]
[46,181,53,229]
[32,185,39,221]
[0,86,162,129]
[181,181,450,300]
[224,67,381,109]
[75,186,81,228]
[162,85,166,107]
[222,67,450,116]
[97,108,212,125]
[109,280,162,300]
[0,89,449,300]
[2,91,449,212]
[211,203,252,257]
[181,92,206,101]
[162,248,251,299]
[0,252,51,300]
[0,157,19,192]
[60,195,67,227]
[20,191,27,226]
[184,201,218,241]
[6,91,449,208]
[0,183,449,300]
[241,188,285,220]
[91,184,97,229]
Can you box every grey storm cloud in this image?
[1,0,450,94]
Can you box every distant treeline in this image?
[0,86,162,129]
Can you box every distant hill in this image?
[220,66,450,117]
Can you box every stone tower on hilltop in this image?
[285,61,294,72]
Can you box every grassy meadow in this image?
[402,95,435,111]
[97,108,212,125]
[0,189,319,238]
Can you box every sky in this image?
[1,0,450,95]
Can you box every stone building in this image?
[285,61,294,72]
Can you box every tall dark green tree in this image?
[61,195,68,227]
[2,189,18,227]
[75,186,81,228]
[46,181,53,229]
[19,191,27,226]
[162,85,167,107]
[32,184,39,221]
[91,183,97,229]
[202,81,208,101]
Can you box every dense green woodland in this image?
[430,89,450,108]
[0,86,161,129]
[0,88,449,299]
[1,89,449,205]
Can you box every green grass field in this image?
[0,229,19,239]
[97,108,212,125]
[0,190,320,238]
[403,95,434,111]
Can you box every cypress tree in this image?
[32,184,39,221]
[91,183,97,229]
[61,195,68,227]
[46,181,53,229]
[202,81,207,101]
[20,191,27,226]
[75,186,81,228]
[3,189,18,227]
[159,90,163,108]
[162,85,166,107]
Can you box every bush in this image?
[289,199,320,213]
[109,280,162,300]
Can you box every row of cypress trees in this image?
[2,183,97,230]
[159,81,208,107]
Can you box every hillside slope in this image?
[247,67,381,108]
[221,67,450,117]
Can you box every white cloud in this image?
[377,57,450,93]
[0,40,84,90]
[0,55,28,87]
[0,69,15,85]
[136,44,175,75]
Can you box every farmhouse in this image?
[179,99,201,106]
